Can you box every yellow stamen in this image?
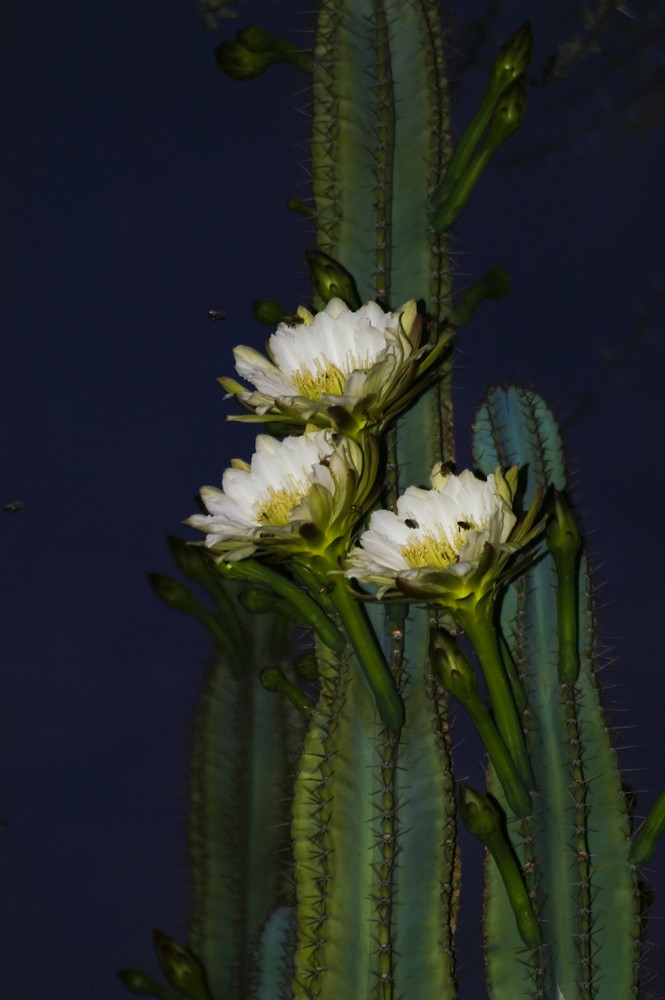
[254,478,307,525]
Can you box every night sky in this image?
[2,2,665,998]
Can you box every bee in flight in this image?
[207,310,226,322]
[4,500,23,513]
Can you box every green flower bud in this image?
[215,26,311,81]
[452,268,511,328]
[252,298,289,325]
[287,196,316,219]
[460,786,541,948]
[148,573,196,612]
[260,667,316,717]
[459,784,500,840]
[305,250,361,309]
[153,931,212,1000]
[546,491,583,684]
[546,490,582,556]
[431,629,532,818]
[486,22,534,101]
[487,77,527,148]
[429,627,478,701]
[117,968,178,999]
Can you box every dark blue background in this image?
[2,2,664,997]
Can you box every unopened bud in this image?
[487,77,527,149]
[153,930,211,1000]
[429,628,478,701]
[305,250,361,309]
[546,491,582,557]
[260,667,315,716]
[215,26,311,81]
[117,968,174,998]
[452,268,511,328]
[252,298,289,325]
[459,785,500,840]
[487,23,534,99]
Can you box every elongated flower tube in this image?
[186,429,378,567]
[344,465,541,610]
[219,297,451,438]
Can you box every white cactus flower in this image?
[219,297,448,436]
[345,465,540,608]
[186,430,377,564]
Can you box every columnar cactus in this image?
[121,4,665,999]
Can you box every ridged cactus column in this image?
[292,4,457,997]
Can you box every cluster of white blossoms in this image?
[188,296,537,599]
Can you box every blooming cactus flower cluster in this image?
[187,295,541,732]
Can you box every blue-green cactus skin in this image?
[474,387,640,1000]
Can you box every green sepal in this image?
[215,26,312,81]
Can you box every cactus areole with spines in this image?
[123,5,663,1000]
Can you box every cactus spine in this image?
[121,5,660,1000]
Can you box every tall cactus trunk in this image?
[295,4,458,996]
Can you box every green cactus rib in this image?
[474,386,639,1000]
[291,639,458,1000]
[188,610,302,999]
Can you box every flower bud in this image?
[153,930,211,1000]
[215,26,311,81]
[486,23,534,100]
[305,250,361,309]
[460,786,542,948]
[451,268,511,328]
[487,77,527,149]
[260,667,316,717]
[429,627,478,701]
[459,784,500,840]
[546,491,583,684]
[546,491,581,557]
[117,968,175,998]
[252,298,289,325]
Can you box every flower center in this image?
[400,518,479,568]
[292,352,373,399]
[254,477,308,525]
